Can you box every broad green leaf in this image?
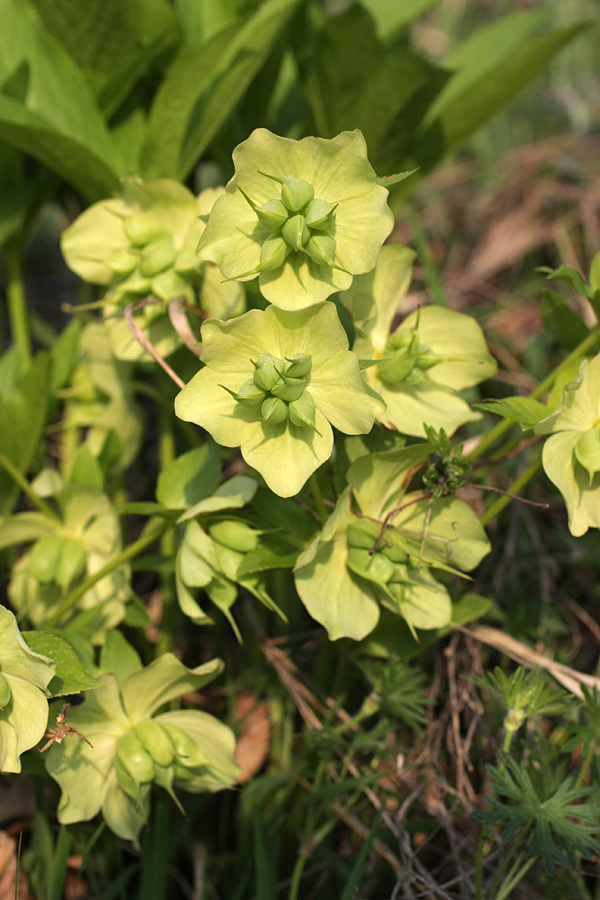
[540,290,589,351]
[156,444,221,510]
[0,183,37,248]
[141,0,301,180]
[476,396,549,430]
[175,0,240,49]
[22,631,97,695]
[0,0,120,198]
[29,0,180,115]
[0,352,52,514]
[177,475,258,522]
[413,23,589,172]
[361,0,440,39]
[297,4,448,175]
[423,12,547,125]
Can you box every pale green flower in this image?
[0,605,55,773]
[340,244,497,437]
[197,129,394,309]
[294,446,490,641]
[175,302,385,497]
[61,180,243,361]
[535,355,600,536]
[45,654,239,846]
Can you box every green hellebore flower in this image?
[0,605,55,773]
[534,355,600,536]
[174,302,385,497]
[61,181,244,362]
[44,654,239,846]
[294,446,490,641]
[197,129,394,310]
[340,244,497,437]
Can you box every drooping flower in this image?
[61,180,244,360]
[534,355,600,536]
[0,605,55,773]
[174,302,385,497]
[45,652,239,845]
[340,244,497,437]
[196,129,394,309]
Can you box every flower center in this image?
[238,173,339,270]
[377,330,438,386]
[224,353,317,429]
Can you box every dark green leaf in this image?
[538,263,592,299]
[540,289,589,351]
[23,631,97,695]
[475,396,549,430]
[156,444,221,509]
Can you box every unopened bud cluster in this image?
[239,173,340,275]
[224,352,317,429]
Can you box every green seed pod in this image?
[253,354,285,392]
[0,671,12,708]
[261,396,288,425]
[288,390,317,429]
[347,519,380,551]
[279,177,314,212]
[109,250,138,276]
[380,531,409,565]
[135,719,175,768]
[347,546,396,584]
[123,212,169,247]
[282,215,310,251]
[259,236,291,271]
[235,379,266,407]
[161,723,206,768]
[209,520,259,553]
[271,380,306,402]
[306,234,337,267]
[304,198,336,230]
[284,354,312,379]
[116,731,156,784]
[139,238,176,277]
[114,754,141,801]
[377,347,419,385]
[255,199,289,233]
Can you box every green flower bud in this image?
[135,719,175,768]
[305,198,336,230]
[123,212,169,247]
[0,671,12,708]
[253,354,285,392]
[255,199,289,233]
[259,236,291,271]
[261,396,288,425]
[288,390,317,429]
[209,520,259,553]
[109,250,138,276]
[306,234,337,267]
[284,354,312,379]
[116,731,156,784]
[282,215,310,251]
[138,238,176,278]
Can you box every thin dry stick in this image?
[168,298,202,357]
[124,302,185,389]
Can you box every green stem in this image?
[479,455,543,527]
[309,473,328,524]
[407,204,448,307]
[4,237,31,371]
[0,452,61,522]
[157,400,176,656]
[44,517,169,628]
[469,326,600,463]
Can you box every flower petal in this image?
[241,412,333,497]
[175,368,260,448]
[310,352,385,434]
[121,654,224,721]
[259,253,351,308]
[542,431,600,536]
[374,380,480,438]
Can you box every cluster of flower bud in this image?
[223,352,317,429]
[114,718,209,803]
[377,328,438,386]
[237,173,340,276]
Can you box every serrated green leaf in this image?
[540,289,589,351]
[476,396,548,430]
[22,631,97,695]
[141,0,301,179]
[375,169,418,187]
